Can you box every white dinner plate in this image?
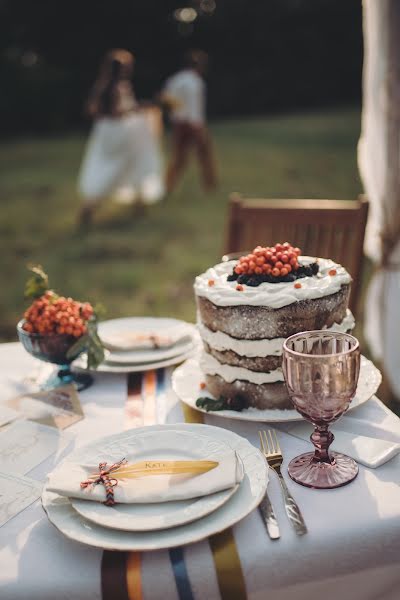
[70,429,241,531]
[172,356,382,423]
[42,423,267,551]
[72,346,199,374]
[99,318,197,363]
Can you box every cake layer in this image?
[198,309,355,357]
[200,351,284,384]
[203,342,281,372]
[194,257,352,309]
[205,374,292,410]
[197,284,350,340]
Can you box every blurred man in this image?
[161,49,217,193]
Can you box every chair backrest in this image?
[224,194,369,314]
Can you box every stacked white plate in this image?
[73,317,200,374]
[42,424,268,551]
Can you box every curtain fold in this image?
[359,0,400,397]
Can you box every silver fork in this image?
[259,430,308,536]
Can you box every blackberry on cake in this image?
[194,243,355,411]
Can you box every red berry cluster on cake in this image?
[234,243,302,280]
[194,243,354,411]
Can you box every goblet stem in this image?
[57,364,73,384]
[44,363,93,391]
[310,426,334,464]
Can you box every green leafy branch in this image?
[196,395,246,412]
[24,265,49,300]
[66,318,105,369]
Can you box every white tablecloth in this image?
[1,342,400,600]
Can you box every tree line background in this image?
[0,0,362,135]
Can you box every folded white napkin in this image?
[47,451,243,504]
[283,422,400,468]
[102,324,192,352]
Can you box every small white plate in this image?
[69,429,241,531]
[172,356,382,423]
[99,318,196,363]
[42,424,267,551]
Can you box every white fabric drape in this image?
[359,0,400,397]
[79,109,164,206]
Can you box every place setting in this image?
[41,423,267,551]
[73,316,200,374]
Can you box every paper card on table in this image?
[283,421,400,468]
[7,384,83,430]
[0,405,19,428]
[0,472,42,527]
[0,420,68,476]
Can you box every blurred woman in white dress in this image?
[78,49,164,226]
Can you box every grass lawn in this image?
[0,107,363,341]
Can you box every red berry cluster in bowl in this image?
[23,291,94,338]
[227,243,319,286]
[18,265,105,371]
[235,243,301,278]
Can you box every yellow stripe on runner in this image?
[209,530,247,600]
[181,402,204,424]
[143,370,157,426]
[182,401,247,600]
[126,552,143,600]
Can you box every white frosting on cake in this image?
[194,256,351,309]
[198,309,355,357]
[200,351,285,384]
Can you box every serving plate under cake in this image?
[172,356,382,423]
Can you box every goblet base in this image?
[288,451,358,489]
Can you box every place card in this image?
[0,472,42,528]
[0,420,67,475]
[0,405,19,428]
[7,384,84,430]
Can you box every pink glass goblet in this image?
[282,331,360,489]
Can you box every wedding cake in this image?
[194,243,354,410]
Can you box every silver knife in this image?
[258,491,280,539]
[276,473,308,536]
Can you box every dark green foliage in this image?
[0,0,362,134]
[66,319,105,369]
[24,265,49,299]
[0,110,362,342]
[196,395,247,412]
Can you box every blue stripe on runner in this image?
[169,547,195,600]
[155,368,166,423]
[156,367,165,392]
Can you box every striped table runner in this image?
[101,368,247,600]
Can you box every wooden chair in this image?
[224,194,369,314]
